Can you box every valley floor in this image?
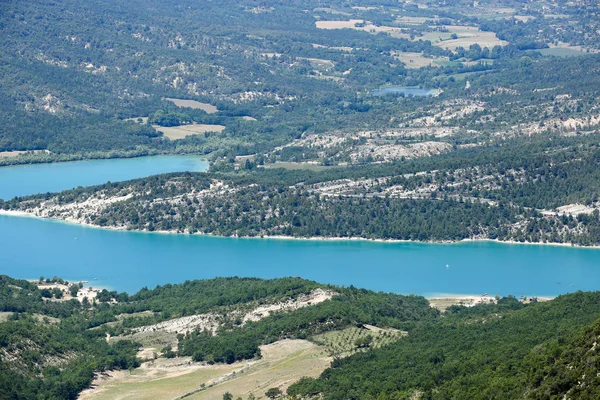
[79,339,330,400]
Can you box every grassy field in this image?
[80,340,330,400]
[312,326,406,357]
[316,20,411,39]
[316,20,507,50]
[0,312,12,322]
[462,58,494,66]
[392,51,447,69]
[164,98,219,114]
[429,26,508,50]
[459,6,515,20]
[79,357,239,400]
[315,19,363,30]
[538,47,589,57]
[188,340,330,400]
[126,116,226,140]
[154,124,226,140]
[394,53,487,69]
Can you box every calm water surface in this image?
[0,156,208,199]
[0,156,599,296]
[1,215,599,296]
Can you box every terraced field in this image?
[311,325,406,357]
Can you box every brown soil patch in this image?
[154,124,226,140]
[164,98,218,114]
[0,150,49,158]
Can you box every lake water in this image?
[1,215,599,297]
[0,156,208,200]
[0,156,599,297]
[372,86,438,97]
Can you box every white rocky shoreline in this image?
[1,208,597,249]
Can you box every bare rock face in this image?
[132,288,338,335]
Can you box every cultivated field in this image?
[80,340,330,400]
[154,124,226,140]
[164,98,219,114]
[188,340,330,400]
[392,51,449,69]
[0,150,49,158]
[316,20,507,50]
[316,19,410,39]
[315,19,363,29]
[460,6,516,19]
[427,26,508,50]
[312,326,406,357]
[79,355,239,400]
[0,151,29,158]
[538,42,596,57]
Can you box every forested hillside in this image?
[288,292,600,399]
[8,131,600,245]
[5,0,600,244]
[2,0,600,165]
[0,275,435,399]
[2,274,600,399]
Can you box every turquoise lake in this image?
[1,215,599,297]
[0,156,599,296]
[0,155,208,200]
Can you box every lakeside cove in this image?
[0,155,208,200]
